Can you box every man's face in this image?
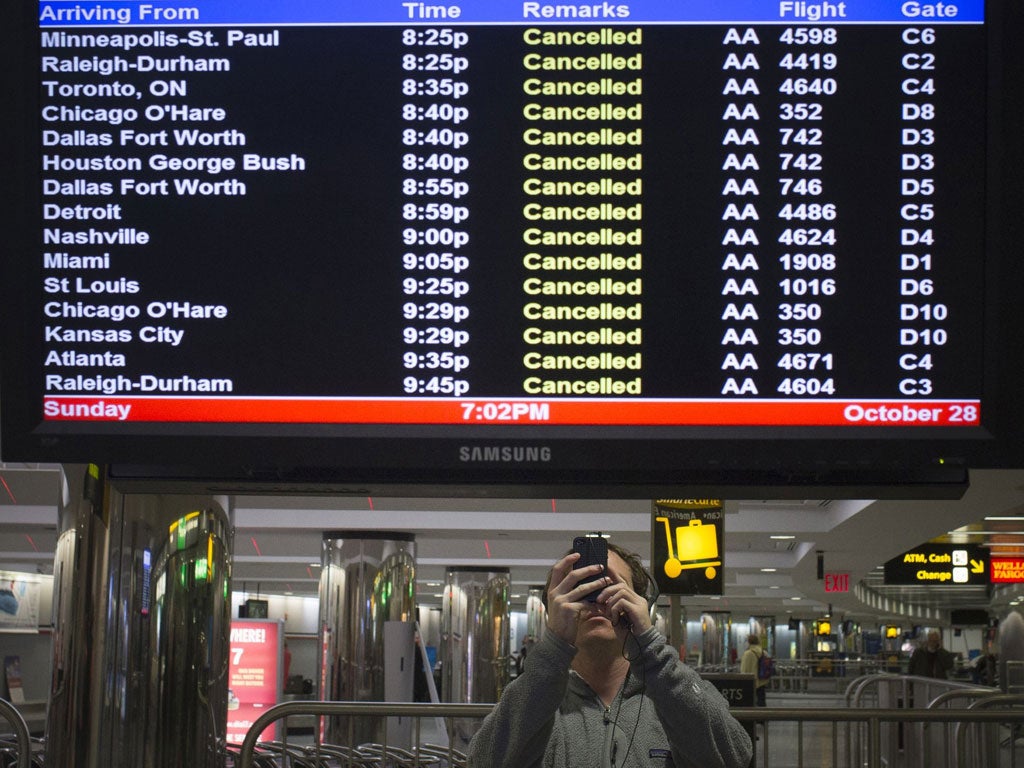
[575,550,633,647]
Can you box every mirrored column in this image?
[319,531,416,746]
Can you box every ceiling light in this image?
[952,530,1024,536]
[770,535,795,540]
[760,568,777,572]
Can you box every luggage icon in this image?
[657,516,721,580]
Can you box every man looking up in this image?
[468,542,752,768]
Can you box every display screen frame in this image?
[1,1,1021,498]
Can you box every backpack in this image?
[757,650,774,680]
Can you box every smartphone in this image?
[572,535,608,602]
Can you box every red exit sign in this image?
[825,572,850,593]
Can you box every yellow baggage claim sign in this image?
[883,544,988,586]
[652,499,724,596]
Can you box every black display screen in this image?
[1,1,1021,496]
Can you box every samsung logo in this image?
[458,445,553,463]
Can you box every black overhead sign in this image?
[883,544,988,586]
[651,499,724,596]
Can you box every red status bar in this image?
[42,397,981,426]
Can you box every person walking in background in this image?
[515,641,528,676]
[740,634,769,706]
[908,630,955,679]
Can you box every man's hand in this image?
[545,552,608,644]
[597,576,652,634]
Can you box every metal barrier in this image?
[0,698,31,768]
[2,693,1021,768]
[957,694,1024,768]
[233,699,1024,768]
[842,673,1010,768]
[236,702,490,768]
[701,658,902,694]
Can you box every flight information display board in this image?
[2,1,1021,494]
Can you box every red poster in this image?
[227,619,282,744]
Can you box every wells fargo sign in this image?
[990,558,1024,583]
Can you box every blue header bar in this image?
[39,1,985,27]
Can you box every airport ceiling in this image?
[3,463,1024,626]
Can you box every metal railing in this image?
[842,672,1023,768]
[233,698,1024,768]
[696,657,991,695]
[235,702,488,768]
[3,688,1020,767]
[0,698,31,768]
[694,658,902,695]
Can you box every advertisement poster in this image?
[0,571,42,632]
[227,619,283,744]
[651,499,725,596]
[3,656,25,703]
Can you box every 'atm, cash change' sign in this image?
[883,545,988,586]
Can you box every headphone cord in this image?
[611,630,647,767]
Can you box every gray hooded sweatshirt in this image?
[467,627,752,768]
